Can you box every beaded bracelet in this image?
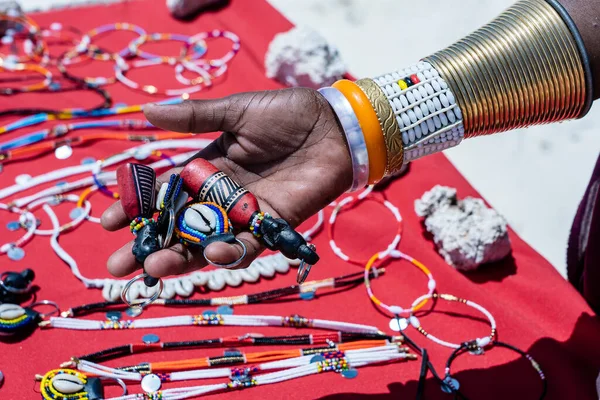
[115,58,209,96]
[127,32,208,64]
[365,250,435,317]
[318,87,369,191]
[328,192,402,265]
[188,29,241,67]
[174,60,214,87]
[30,23,83,66]
[371,62,465,163]
[0,61,52,94]
[404,293,497,351]
[57,47,125,86]
[78,22,146,60]
[0,15,45,63]
[332,79,387,184]
[444,340,547,399]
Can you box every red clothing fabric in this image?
[0,1,599,399]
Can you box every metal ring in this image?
[29,300,60,318]
[0,271,33,294]
[120,273,163,309]
[204,238,247,269]
[98,376,128,396]
[296,244,316,284]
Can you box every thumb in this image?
[144,93,259,134]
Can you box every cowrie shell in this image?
[184,204,217,234]
[51,374,84,394]
[0,304,25,320]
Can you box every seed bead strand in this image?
[371,61,465,163]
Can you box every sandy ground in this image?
[17,0,600,277]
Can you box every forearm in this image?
[319,0,597,189]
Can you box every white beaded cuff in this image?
[372,62,464,163]
[318,87,369,191]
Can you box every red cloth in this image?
[1,1,599,399]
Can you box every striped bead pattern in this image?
[371,62,465,163]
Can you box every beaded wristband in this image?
[57,47,124,86]
[78,23,146,60]
[115,58,208,96]
[317,87,369,191]
[0,15,45,63]
[127,32,207,64]
[371,62,464,163]
[406,293,497,351]
[0,61,52,94]
[188,29,241,67]
[355,78,403,176]
[174,61,214,87]
[365,250,435,316]
[328,192,402,265]
[332,79,387,184]
[444,340,547,399]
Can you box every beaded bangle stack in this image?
[320,61,464,190]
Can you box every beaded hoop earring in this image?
[328,190,402,265]
[364,250,436,318]
[444,340,547,399]
[404,293,497,352]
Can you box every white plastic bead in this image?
[412,89,422,101]
[420,121,429,135]
[385,85,394,96]
[455,108,463,120]
[420,102,429,116]
[393,98,402,112]
[409,316,420,328]
[424,69,432,79]
[427,118,435,132]
[432,69,439,77]
[402,131,409,145]
[424,83,434,95]
[433,115,442,129]
[401,113,411,126]
[392,72,400,80]
[433,97,442,111]
[415,124,422,139]
[414,106,423,119]
[447,91,456,104]
[477,337,491,347]
[410,65,418,72]
[400,95,409,108]
[385,74,393,81]
[396,115,404,128]
[407,110,417,124]
[389,306,404,315]
[408,129,415,142]
[406,91,415,104]
[440,112,448,126]
[427,279,436,291]
[417,72,426,82]
[440,93,449,107]
[418,86,428,98]
[392,83,401,94]
[432,80,441,92]
[438,78,448,89]
[447,110,456,123]
[426,100,435,113]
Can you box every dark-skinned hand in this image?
[101,88,352,278]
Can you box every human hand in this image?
[101,88,352,278]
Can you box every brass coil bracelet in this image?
[424,0,591,138]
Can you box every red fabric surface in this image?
[1,1,599,399]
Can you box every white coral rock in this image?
[265,26,346,89]
[415,185,511,271]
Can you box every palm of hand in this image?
[102,88,351,278]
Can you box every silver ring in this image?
[29,300,60,318]
[296,244,316,284]
[120,273,163,309]
[204,238,247,269]
[99,376,128,396]
[0,272,32,294]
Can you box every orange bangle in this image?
[332,79,387,183]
